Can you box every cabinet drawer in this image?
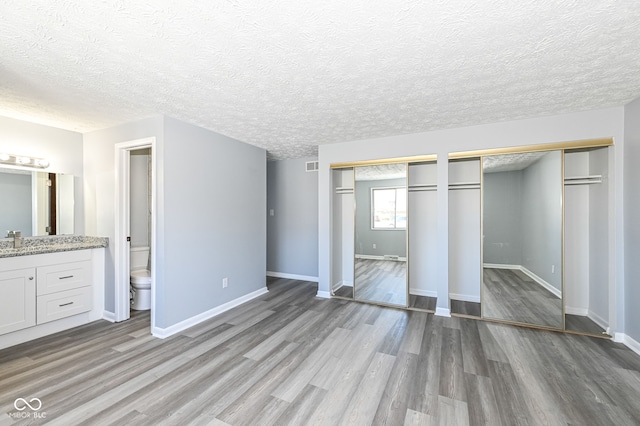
[37,261,92,295]
[37,286,92,324]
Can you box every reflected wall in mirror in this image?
[482,150,563,329]
[0,169,74,237]
[331,168,355,298]
[354,163,407,306]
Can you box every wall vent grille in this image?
[305,161,319,172]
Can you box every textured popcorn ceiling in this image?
[1,1,640,160]
[355,164,406,181]
[483,152,548,173]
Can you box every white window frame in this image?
[370,186,407,230]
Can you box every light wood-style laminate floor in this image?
[482,268,563,328]
[1,278,640,425]
[354,258,407,306]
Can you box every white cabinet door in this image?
[0,268,36,335]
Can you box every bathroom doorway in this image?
[114,138,157,330]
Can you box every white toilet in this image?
[130,269,151,310]
[130,246,152,310]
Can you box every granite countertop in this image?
[0,235,109,258]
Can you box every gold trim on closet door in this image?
[448,137,613,160]
[331,154,438,169]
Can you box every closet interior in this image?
[329,138,612,338]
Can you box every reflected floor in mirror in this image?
[482,268,563,329]
[451,300,481,317]
[355,258,406,306]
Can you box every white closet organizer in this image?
[448,159,482,310]
[331,167,355,298]
[330,155,438,312]
[408,161,438,302]
[564,146,611,334]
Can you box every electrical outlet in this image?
[373,243,377,249]
[551,265,555,274]
[223,277,228,288]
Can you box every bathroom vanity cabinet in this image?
[0,240,106,349]
[0,268,36,335]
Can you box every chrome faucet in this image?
[6,230,23,248]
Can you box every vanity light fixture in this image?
[0,153,49,169]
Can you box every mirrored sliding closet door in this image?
[353,164,408,307]
[481,150,564,329]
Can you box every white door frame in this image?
[114,137,157,328]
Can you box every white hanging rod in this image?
[448,182,481,190]
[335,187,354,194]
[408,183,437,192]
[408,187,437,192]
[564,175,603,185]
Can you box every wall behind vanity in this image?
[0,115,84,234]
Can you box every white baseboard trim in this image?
[614,333,640,356]
[520,266,561,299]
[103,311,116,323]
[355,254,407,261]
[435,307,451,317]
[333,280,353,292]
[449,293,481,303]
[0,312,95,350]
[484,263,561,299]
[316,291,331,299]
[151,287,268,339]
[483,263,521,270]
[409,289,437,298]
[564,306,588,316]
[266,271,319,282]
[588,310,609,330]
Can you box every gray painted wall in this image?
[85,115,266,328]
[267,157,318,278]
[162,117,266,328]
[522,151,563,291]
[483,171,523,265]
[624,97,640,342]
[355,178,406,257]
[84,116,165,314]
[0,172,32,236]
